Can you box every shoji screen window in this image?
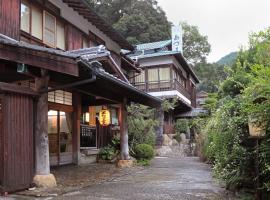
[44,11,56,47]
[56,22,65,50]
[159,67,170,82]
[148,68,158,83]
[31,6,43,40]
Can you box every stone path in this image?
[50,157,234,200]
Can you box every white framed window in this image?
[20,1,30,33]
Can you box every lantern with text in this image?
[99,109,111,126]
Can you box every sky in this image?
[157,0,270,62]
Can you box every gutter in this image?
[39,59,98,93]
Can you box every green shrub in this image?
[137,159,150,166]
[98,146,115,160]
[134,144,154,160]
[175,119,189,134]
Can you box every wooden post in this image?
[119,98,130,160]
[72,92,81,164]
[33,70,56,187]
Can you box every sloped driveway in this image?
[54,157,233,200]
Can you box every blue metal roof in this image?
[130,51,179,59]
[136,40,171,51]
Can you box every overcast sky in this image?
[158,0,270,62]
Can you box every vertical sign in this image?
[172,25,183,52]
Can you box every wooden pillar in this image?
[33,70,56,187]
[72,92,81,164]
[35,70,50,175]
[119,98,130,160]
[154,106,164,146]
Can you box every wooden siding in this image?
[0,0,20,40]
[66,25,82,50]
[0,93,34,192]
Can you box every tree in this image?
[181,22,211,65]
[87,0,171,44]
[195,62,227,92]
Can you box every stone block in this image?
[33,174,57,188]
[116,160,134,168]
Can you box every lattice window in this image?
[48,90,72,106]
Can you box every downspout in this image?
[39,59,99,93]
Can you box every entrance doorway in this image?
[48,110,73,166]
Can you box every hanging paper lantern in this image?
[99,109,111,126]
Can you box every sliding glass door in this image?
[48,110,73,166]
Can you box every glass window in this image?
[159,67,170,81]
[148,68,158,82]
[111,108,119,125]
[56,22,65,50]
[44,11,56,47]
[20,1,30,33]
[31,6,43,39]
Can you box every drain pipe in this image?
[40,59,100,93]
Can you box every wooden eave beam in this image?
[0,82,39,96]
[0,44,78,76]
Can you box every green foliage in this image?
[136,159,151,166]
[161,98,178,112]
[98,146,116,160]
[87,1,211,66]
[195,63,227,93]
[217,52,238,66]
[197,28,270,194]
[127,104,157,155]
[181,22,211,65]
[87,0,171,44]
[175,119,189,134]
[134,144,154,160]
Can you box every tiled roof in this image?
[135,40,171,51]
[0,34,161,106]
[0,34,78,59]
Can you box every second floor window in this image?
[148,67,170,83]
[20,1,66,50]
[44,11,56,47]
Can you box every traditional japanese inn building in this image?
[0,0,161,192]
[126,30,199,135]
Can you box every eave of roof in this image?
[0,34,160,107]
[135,40,171,51]
[63,0,134,51]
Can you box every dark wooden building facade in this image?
[0,0,161,192]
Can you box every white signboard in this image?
[172,25,183,52]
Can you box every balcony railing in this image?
[132,79,191,100]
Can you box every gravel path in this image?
[51,157,235,200]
